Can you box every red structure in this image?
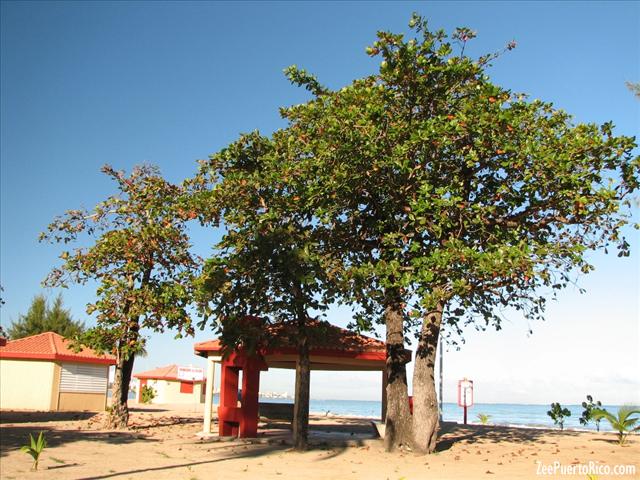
[194,320,411,438]
[216,350,268,437]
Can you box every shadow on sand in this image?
[74,442,289,480]
[2,413,603,479]
[74,427,373,480]
[0,423,156,458]
[0,410,159,458]
[64,423,591,479]
[436,421,581,452]
[0,410,99,424]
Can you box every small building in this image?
[0,332,115,411]
[134,364,205,404]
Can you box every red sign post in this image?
[457,378,474,424]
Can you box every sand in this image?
[1,404,638,480]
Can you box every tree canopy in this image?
[41,164,200,427]
[195,14,638,452]
[193,131,340,449]
[8,294,84,340]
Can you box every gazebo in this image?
[194,320,411,438]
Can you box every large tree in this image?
[8,294,85,340]
[276,15,639,452]
[193,131,338,450]
[41,165,200,428]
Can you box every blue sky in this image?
[1,1,638,404]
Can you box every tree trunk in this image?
[383,288,413,452]
[292,319,310,450]
[411,304,443,453]
[107,274,145,429]
[108,349,136,429]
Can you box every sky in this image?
[1,1,638,405]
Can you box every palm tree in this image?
[592,406,640,445]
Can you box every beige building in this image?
[134,364,205,404]
[0,332,115,411]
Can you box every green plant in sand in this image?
[477,413,491,425]
[592,406,640,446]
[20,431,47,470]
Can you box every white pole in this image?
[203,356,215,434]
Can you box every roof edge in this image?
[0,351,116,365]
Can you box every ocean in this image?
[254,397,629,432]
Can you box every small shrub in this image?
[141,385,156,404]
[580,395,603,431]
[20,431,47,470]
[547,402,571,430]
[592,406,640,446]
[477,413,491,425]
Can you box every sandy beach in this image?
[1,404,638,480]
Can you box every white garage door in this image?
[60,363,108,393]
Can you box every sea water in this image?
[254,397,630,433]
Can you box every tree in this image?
[8,294,84,339]
[547,402,571,430]
[580,394,603,431]
[193,131,338,450]
[274,14,639,453]
[41,165,200,428]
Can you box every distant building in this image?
[134,364,205,404]
[0,332,115,411]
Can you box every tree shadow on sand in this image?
[74,443,289,480]
[74,434,372,480]
[435,421,581,452]
[0,410,98,424]
[0,423,156,457]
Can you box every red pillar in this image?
[239,358,261,438]
[218,363,240,436]
[216,350,268,438]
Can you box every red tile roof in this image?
[195,319,394,362]
[134,364,204,382]
[0,332,115,365]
